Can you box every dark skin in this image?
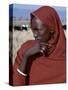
[25,17,52,55]
[18,17,55,75]
[31,17,51,42]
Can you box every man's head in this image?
[31,17,54,43]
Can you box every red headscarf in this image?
[31,6,66,60]
[29,6,66,84]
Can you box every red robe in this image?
[13,6,66,86]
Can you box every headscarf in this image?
[31,6,66,60]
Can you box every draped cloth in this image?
[13,6,66,86]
